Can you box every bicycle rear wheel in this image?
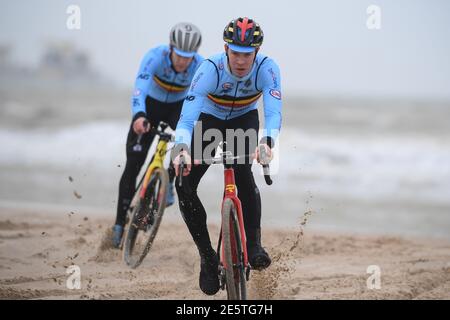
[221,198,247,300]
[123,168,169,269]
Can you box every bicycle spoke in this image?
[123,168,169,269]
[222,198,247,300]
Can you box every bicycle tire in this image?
[123,167,169,269]
[221,198,247,300]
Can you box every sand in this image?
[0,206,449,300]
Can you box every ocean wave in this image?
[1,121,449,204]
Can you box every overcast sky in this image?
[1,0,449,99]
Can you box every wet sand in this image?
[0,206,449,300]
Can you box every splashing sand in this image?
[1,207,449,300]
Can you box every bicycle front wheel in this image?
[221,198,247,300]
[123,167,169,269]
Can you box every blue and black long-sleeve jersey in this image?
[175,52,282,148]
[131,44,204,119]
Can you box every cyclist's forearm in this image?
[131,50,157,117]
[131,84,150,117]
[258,60,282,147]
[263,108,282,146]
[174,100,204,147]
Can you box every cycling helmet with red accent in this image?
[223,17,264,53]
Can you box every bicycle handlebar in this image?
[177,151,273,186]
[199,153,253,165]
[137,120,174,140]
[134,120,174,153]
[178,155,186,188]
[258,145,273,185]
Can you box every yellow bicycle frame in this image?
[139,138,169,198]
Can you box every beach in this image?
[1,205,449,300]
[2,0,450,301]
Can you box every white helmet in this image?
[170,22,202,57]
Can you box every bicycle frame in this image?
[220,167,249,270]
[123,123,173,269]
[177,145,272,298]
[139,133,170,199]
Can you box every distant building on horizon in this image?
[0,41,113,92]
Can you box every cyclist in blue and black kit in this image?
[112,22,204,248]
[172,17,282,295]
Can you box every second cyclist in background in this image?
[112,22,204,248]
